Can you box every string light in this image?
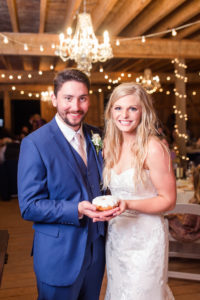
[3,36,8,44]
[171,29,177,36]
[24,44,28,51]
[116,40,120,46]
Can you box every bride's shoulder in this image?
[147,136,169,157]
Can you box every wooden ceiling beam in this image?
[39,57,54,71]
[110,59,131,71]
[23,57,33,71]
[91,0,118,31]
[150,0,200,37]
[123,59,144,72]
[175,22,200,39]
[62,0,82,30]
[0,56,12,69]
[39,0,48,33]
[1,34,200,59]
[54,59,68,71]
[6,0,19,32]
[123,0,186,37]
[101,0,152,36]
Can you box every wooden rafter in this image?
[175,22,200,39]
[23,57,33,71]
[91,0,118,31]
[39,57,54,71]
[123,59,144,72]
[6,0,19,32]
[123,0,186,37]
[0,56,13,69]
[110,59,130,71]
[39,0,48,33]
[1,34,200,59]
[54,59,68,71]
[100,0,152,36]
[62,0,82,30]
[150,0,200,36]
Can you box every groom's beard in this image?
[58,110,87,129]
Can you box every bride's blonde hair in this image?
[103,82,159,188]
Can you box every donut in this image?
[92,195,119,211]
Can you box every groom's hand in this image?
[78,201,119,221]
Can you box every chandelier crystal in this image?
[136,69,161,94]
[55,12,113,76]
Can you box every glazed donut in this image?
[92,195,119,211]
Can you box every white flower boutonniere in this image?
[91,131,103,155]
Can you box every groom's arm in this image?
[18,137,85,226]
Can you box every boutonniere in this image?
[91,131,103,155]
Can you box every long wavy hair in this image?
[103,82,159,188]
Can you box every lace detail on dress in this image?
[104,168,174,300]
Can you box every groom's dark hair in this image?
[53,68,90,96]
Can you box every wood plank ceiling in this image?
[0,0,200,94]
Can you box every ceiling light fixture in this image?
[136,68,161,94]
[55,0,113,76]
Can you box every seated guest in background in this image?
[168,165,200,242]
[18,125,30,141]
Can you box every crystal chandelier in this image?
[55,9,113,76]
[136,69,161,94]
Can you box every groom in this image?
[17,68,118,300]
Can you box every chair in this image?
[166,203,200,281]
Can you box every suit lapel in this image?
[83,125,103,183]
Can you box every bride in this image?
[102,82,176,300]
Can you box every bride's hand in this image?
[113,200,127,217]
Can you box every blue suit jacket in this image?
[17,118,104,286]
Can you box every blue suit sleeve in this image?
[17,137,81,226]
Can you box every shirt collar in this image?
[55,113,84,143]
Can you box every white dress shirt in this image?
[55,113,87,155]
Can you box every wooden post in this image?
[3,91,12,132]
[174,58,187,163]
[40,100,56,123]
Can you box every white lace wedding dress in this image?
[105,168,174,300]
